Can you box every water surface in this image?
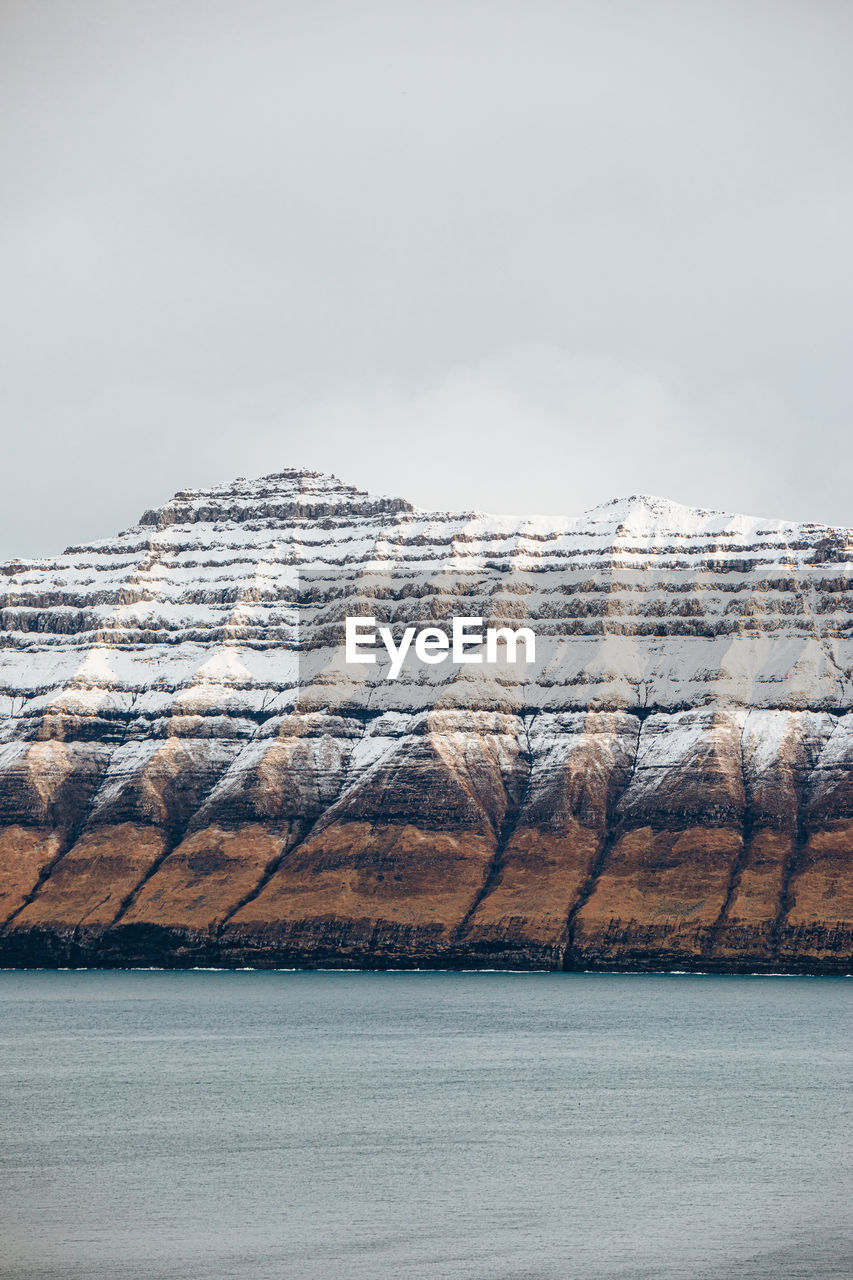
[0,971,850,1279]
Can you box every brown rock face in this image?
[14,823,167,932]
[455,713,637,967]
[2,704,849,972]
[222,711,528,967]
[774,720,853,966]
[573,710,748,966]
[1,471,852,972]
[0,827,65,924]
[104,715,362,962]
[779,825,853,965]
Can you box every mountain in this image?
[1,468,851,971]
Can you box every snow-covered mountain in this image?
[1,469,851,972]
[2,468,852,736]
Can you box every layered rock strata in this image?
[0,469,851,971]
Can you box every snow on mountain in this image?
[1,470,853,973]
[0,469,851,741]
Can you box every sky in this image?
[1,0,852,558]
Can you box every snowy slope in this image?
[1,468,851,742]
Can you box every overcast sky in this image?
[1,0,851,558]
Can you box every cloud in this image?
[1,0,851,556]
[238,348,805,521]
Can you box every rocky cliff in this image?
[1,469,851,971]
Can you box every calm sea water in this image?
[0,971,850,1280]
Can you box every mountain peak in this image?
[587,493,721,521]
[579,492,794,539]
[137,468,413,530]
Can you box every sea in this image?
[0,970,850,1280]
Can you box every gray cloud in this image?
[1,0,851,557]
